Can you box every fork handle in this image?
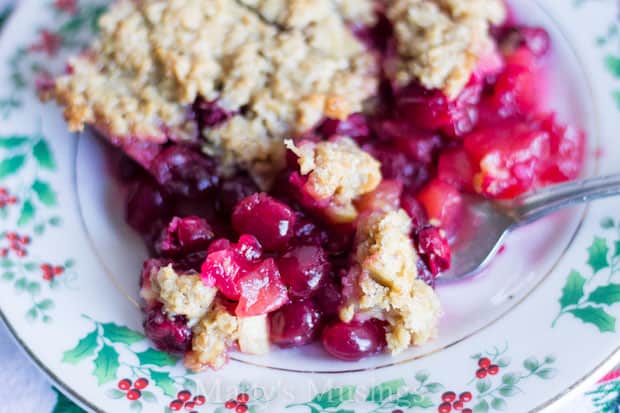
[510,174,620,226]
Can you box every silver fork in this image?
[439,174,620,282]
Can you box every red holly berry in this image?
[53,266,64,275]
[0,188,6,196]
[453,400,464,410]
[441,392,456,403]
[127,389,141,400]
[178,391,192,402]
[184,401,196,410]
[134,378,148,390]
[15,249,26,257]
[488,365,499,375]
[9,243,19,251]
[236,405,248,413]
[459,392,472,402]
[41,264,52,272]
[169,400,183,411]
[7,197,17,205]
[476,368,488,379]
[225,400,238,409]
[392,410,404,413]
[463,409,473,413]
[118,379,132,391]
[20,236,30,245]
[438,402,452,413]
[0,201,5,208]
[193,395,206,405]
[0,249,7,257]
[6,232,17,241]
[478,357,491,369]
[43,272,53,281]
[236,393,250,403]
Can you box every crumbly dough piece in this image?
[387,0,506,98]
[151,265,217,325]
[286,137,381,222]
[340,209,442,354]
[46,0,377,183]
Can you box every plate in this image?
[1,1,619,412]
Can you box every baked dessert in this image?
[44,0,585,370]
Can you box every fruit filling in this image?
[45,0,586,370]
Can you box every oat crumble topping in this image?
[340,209,442,353]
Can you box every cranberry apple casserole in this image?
[44,0,585,370]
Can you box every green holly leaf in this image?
[136,348,178,367]
[535,368,557,379]
[568,306,616,333]
[141,391,157,403]
[101,322,143,344]
[62,328,99,364]
[415,371,429,383]
[476,378,491,394]
[523,357,540,372]
[491,398,507,410]
[601,217,615,229]
[150,370,178,398]
[2,271,14,281]
[0,259,12,268]
[605,55,620,77]
[614,241,620,258]
[474,399,489,413]
[394,393,433,408]
[26,307,38,321]
[105,389,125,399]
[37,299,54,311]
[366,379,405,403]
[14,277,27,290]
[498,385,518,397]
[27,281,41,295]
[559,270,586,309]
[32,139,55,170]
[333,410,355,413]
[544,355,556,364]
[311,386,356,409]
[23,262,37,271]
[129,400,142,412]
[17,199,35,226]
[587,237,610,273]
[0,154,26,179]
[0,136,29,149]
[501,373,520,386]
[588,284,620,305]
[424,382,444,393]
[51,388,84,413]
[496,357,510,368]
[92,344,119,385]
[32,180,57,206]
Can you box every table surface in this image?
[0,2,618,412]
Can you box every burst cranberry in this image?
[151,146,219,198]
[416,179,462,233]
[319,113,369,141]
[236,258,289,317]
[416,226,451,275]
[321,320,386,361]
[232,193,296,251]
[270,300,322,347]
[156,216,214,256]
[193,97,233,129]
[134,378,148,390]
[235,234,263,262]
[143,305,192,354]
[416,259,436,288]
[126,179,170,236]
[313,278,342,316]
[501,26,550,58]
[201,248,245,300]
[539,114,585,183]
[374,120,443,164]
[366,144,431,193]
[355,180,402,214]
[400,194,428,232]
[438,148,476,192]
[276,245,329,299]
[217,175,259,214]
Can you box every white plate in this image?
[1,1,620,412]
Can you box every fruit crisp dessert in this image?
[44,0,585,370]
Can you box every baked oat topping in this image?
[286,137,382,222]
[387,0,507,98]
[340,209,442,353]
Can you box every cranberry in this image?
[270,300,322,347]
[118,379,132,391]
[478,357,491,368]
[416,179,462,233]
[236,258,289,317]
[313,278,342,316]
[126,179,170,236]
[126,389,141,400]
[373,120,443,164]
[134,378,148,390]
[318,113,369,141]
[400,194,428,232]
[355,180,403,214]
[438,402,452,413]
[442,392,456,403]
[488,365,500,375]
[193,97,233,130]
[193,395,206,405]
[438,148,475,193]
[178,391,192,402]
[476,368,488,379]
[217,175,259,214]
[453,400,464,410]
[225,400,238,409]
[156,216,214,257]
[321,320,386,361]
[232,193,296,251]
[170,400,183,411]
[366,143,431,193]
[151,145,219,198]
[459,392,472,402]
[539,114,585,183]
[236,393,250,403]
[143,305,192,354]
[276,245,329,299]
[416,226,451,275]
[236,405,248,413]
[416,258,436,288]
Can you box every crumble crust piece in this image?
[340,209,442,353]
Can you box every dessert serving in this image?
[43,0,585,371]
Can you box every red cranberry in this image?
[416,179,462,234]
[373,120,443,164]
[127,389,141,400]
[366,143,432,193]
[400,194,428,232]
[236,258,289,317]
[460,392,472,402]
[437,148,476,193]
[488,365,499,375]
[442,392,456,403]
[270,300,322,347]
[201,248,245,300]
[232,193,296,251]
[236,393,250,403]
[438,402,452,413]
[156,216,214,257]
[170,400,183,411]
[355,180,403,214]
[476,368,488,379]
[416,226,451,275]
[126,179,170,236]
[539,114,585,183]
[134,378,148,390]
[416,257,436,288]
[217,175,259,214]
[321,320,386,361]
[478,357,491,368]
[193,97,233,129]
[318,113,369,140]
[118,379,132,391]
[193,395,206,405]
[276,245,329,299]
[313,278,342,316]
[143,305,192,354]
[151,145,219,198]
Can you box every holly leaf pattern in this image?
[476,378,491,394]
[32,139,55,170]
[92,344,120,385]
[605,55,620,77]
[136,348,178,367]
[0,154,26,179]
[0,136,28,149]
[51,388,84,413]
[559,270,586,308]
[366,379,405,403]
[587,237,609,273]
[32,179,57,206]
[151,370,178,398]
[614,240,620,258]
[17,199,35,226]
[535,368,557,379]
[394,393,433,408]
[473,399,489,413]
[100,322,143,344]
[568,306,616,333]
[62,328,99,364]
[491,398,507,410]
[311,386,356,409]
[523,357,539,372]
[588,284,620,305]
